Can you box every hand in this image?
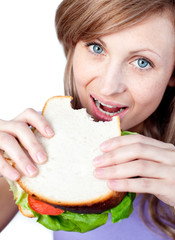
[93,134,175,207]
[0,108,54,181]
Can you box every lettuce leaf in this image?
[11,130,136,233]
[109,192,136,223]
[34,210,109,233]
[121,130,137,136]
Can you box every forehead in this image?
[99,12,175,59]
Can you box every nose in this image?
[99,61,127,96]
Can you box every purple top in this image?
[53,195,170,240]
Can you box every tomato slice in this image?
[28,195,64,215]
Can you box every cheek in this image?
[73,53,94,89]
[132,79,167,116]
[72,55,92,107]
[122,86,165,131]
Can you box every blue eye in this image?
[133,58,152,70]
[138,59,149,68]
[92,44,103,54]
[86,42,105,55]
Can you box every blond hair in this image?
[55,0,175,238]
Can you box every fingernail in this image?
[100,141,110,151]
[94,168,104,178]
[11,171,20,181]
[108,180,118,190]
[45,127,54,137]
[93,156,103,166]
[36,151,47,163]
[26,165,37,176]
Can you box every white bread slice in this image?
[17,96,125,214]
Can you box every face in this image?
[72,12,175,131]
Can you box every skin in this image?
[0,178,18,231]
[0,11,175,230]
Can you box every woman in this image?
[0,0,175,239]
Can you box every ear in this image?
[168,69,175,87]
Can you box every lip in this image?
[90,94,128,121]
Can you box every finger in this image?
[0,121,48,164]
[100,134,175,152]
[107,178,167,196]
[94,143,175,167]
[0,132,38,177]
[7,121,48,164]
[94,160,170,180]
[0,154,20,181]
[13,108,54,138]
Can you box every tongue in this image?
[100,104,121,113]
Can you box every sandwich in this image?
[6,96,135,233]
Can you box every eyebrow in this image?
[130,49,161,58]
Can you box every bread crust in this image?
[18,182,126,214]
[51,192,126,214]
[41,95,73,115]
[18,205,34,218]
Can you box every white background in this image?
[0,0,66,120]
[0,0,65,239]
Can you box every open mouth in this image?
[94,98,126,116]
[91,96,128,121]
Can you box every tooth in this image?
[100,101,115,108]
[95,99,124,116]
[95,98,116,108]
